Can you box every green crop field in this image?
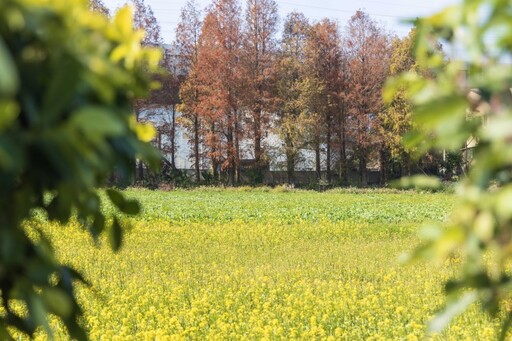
[21,189,502,340]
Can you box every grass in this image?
[21,189,502,339]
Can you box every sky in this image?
[103,0,460,43]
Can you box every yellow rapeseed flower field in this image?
[17,189,504,339]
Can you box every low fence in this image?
[126,163,383,187]
[258,170,381,186]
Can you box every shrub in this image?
[0,0,160,338]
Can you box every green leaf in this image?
[106,189,141,215]
[481,116,512,142]
[496,186,512,220]
[428,291,478,333]
[474,211,495,242]
[0,37,19,96]
[393,175,441,190]
[5,311,31,336]
[0,100,19,132]
[47,194,73,224]
[122,199,140,215]
[499,312,512,341]
[414,96,467,128]
[64,315,88,341]
[108,217,123,251]
[106,188,125,208]
[42,288,73,318]
[69,107,125,137]
[62,266,91,287]
[27,294,50,337]
[402,130,426,151]
[445,280,463,294]
[0,136,22,170]
[90,213,106,240]
[467,272,492,289]
[26,262,54,284]
[41,57,80,123]
[0,323,14,341]
[418,223,443,241]
[425,5,461,28]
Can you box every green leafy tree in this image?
[382,29,446,181]
[380,30,416,179]
[274,11,312,184]
[0,0,160,339]
[386,0,512,338]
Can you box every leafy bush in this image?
[0,0,160,339]
[386,0,512,337]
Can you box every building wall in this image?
[143,107,377,181]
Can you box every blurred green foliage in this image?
[0,0,161,339]
[386,0,512,338]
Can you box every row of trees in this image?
[92,0,443,186]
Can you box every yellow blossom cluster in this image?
[14,190,505,339]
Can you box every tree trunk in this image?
[170,104,176,168]
[194,115,200,182]
[286,152,294,185]
[315,143,321,179]
[338,111,347,184]
[234,110,241,184]
[212,158,219,181]
[326,118,332,183]
[254,108,262,164]
[403,152,411,177]
[284,129,295,185]
[137,160,144,182]
[227,120,235,186]
[211,122,219,181]
[380,145,387,185]
[134,110,141,185]
[359,155,367,187]
[339,142,345,183]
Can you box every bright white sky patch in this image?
[102,0,460,43]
